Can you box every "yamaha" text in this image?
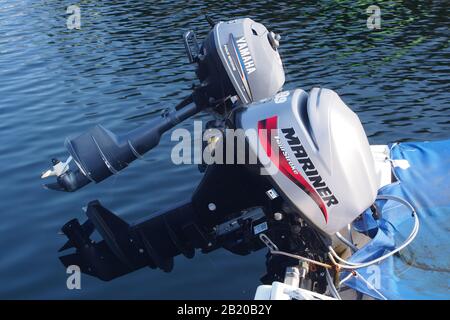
[236,37,256,75]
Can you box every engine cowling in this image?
[198,18,285,105]
[237,88,378,235]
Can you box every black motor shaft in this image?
[59,200,209,280]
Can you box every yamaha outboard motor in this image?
[193,18,284,105]
[42,17,285,192]
[41,17,289,282]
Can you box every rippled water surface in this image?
[0,0,448,299]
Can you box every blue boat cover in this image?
[342,139,450,300]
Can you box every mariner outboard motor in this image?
[53,87,378,287]
[42,17,285,192]
[238,88,379,235]
[42,17,381,293]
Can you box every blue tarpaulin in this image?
[342,140,450,300]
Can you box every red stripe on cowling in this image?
[258,116,328,223]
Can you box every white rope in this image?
[261,194,418,300]
[328,194,419,270]
[325,269,342,300]
[339,270,388,300]
[335,231,359,252]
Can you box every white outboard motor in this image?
[43,17,285,192]
[197,18,284,104]
[238,88,378,234]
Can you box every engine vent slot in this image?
[298,94,319,150]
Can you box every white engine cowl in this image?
[237,88,378,234]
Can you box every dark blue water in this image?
[0,0,448,299]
